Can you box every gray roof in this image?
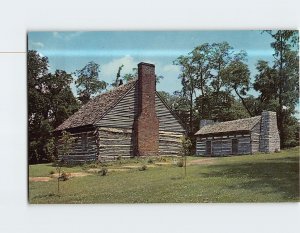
[55,80,137,131]
[195,116,261,136]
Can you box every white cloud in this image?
[30,41,44,49]
[101,56,137,81]
[52,31,83,40]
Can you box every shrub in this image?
[98,167,108,176]
[176,160,184,167]
[88,163,98,168]
[49,170,55,175]
[59,171,70,181]
[138,165,147,171]
[147,158,154,164]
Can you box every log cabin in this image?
[54,62,185,163]
[195,111,280,156]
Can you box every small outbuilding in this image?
[195,111,280,156]
[54,62,185,162]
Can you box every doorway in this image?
[232,138,238,155]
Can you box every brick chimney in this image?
[134,62,159,156]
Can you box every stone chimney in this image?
[259,111,280,152]
[134,62,159,156]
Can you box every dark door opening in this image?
[232,138,238,155]
[206,141,212,156]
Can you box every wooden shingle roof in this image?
[195,116,261,136]
[55,79,137,131]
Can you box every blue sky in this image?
[28,31,275,96]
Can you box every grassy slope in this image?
[29,147,299,203]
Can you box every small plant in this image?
[157,156,167,162]
[98,167,108,176]
[88,163,98,168]
[176,159,184,167]
[147,158,154,164]
[116,155,122,160]
[49,170,55,175]
[59,171,70,181]
[138,165,147,171]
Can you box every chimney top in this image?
[138,62,155,68]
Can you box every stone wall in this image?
[259,111,280,152]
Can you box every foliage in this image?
[98,167,108,176]
[253,30,299,147]
[173,33,299,149]
[147,158,154,164]
[59,171,70,181]
[28,50,79,164]
[112,64,124,87]
[173,42,252,152]
[74,61,107,104]
[138,165,147,171]
[176,159,184,167]
[180,135,192,156]
[60,131,74,157]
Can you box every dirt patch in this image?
[188,158,216,165]
[88,168,128,172]
[29,177,52,182]
[69,172,91,177]
[122,165,140,169]
[155,162,173,166]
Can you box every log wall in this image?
[96,85,185,158]
[196,133,251,156]
[57,129,98,163]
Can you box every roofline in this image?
[195,130,251,136]
[52,124,95,134]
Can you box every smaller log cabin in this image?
[195,111,280,156]
[54,62,185,163]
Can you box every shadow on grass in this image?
[198,156,299,201]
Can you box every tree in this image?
[112,64,124,87]
[75,61,107,104]
[28,50,79,163]
[254,30,299,147]
[222,57,253,116]
[180,135,192,177]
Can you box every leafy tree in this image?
[254,30,299,147]
[222,57,253,116]
[75,61,107,104]
[28,50,79,163]
[180,135,192,177]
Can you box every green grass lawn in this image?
[28,147,299,203]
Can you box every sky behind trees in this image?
[28,31,275,95]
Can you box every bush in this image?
[138,165,147,171]
[59,171,70,181]
[176,159,184,167]
[147,158,154,164]
[98,167,108,176]
[88,163,98,168]
[49,170,55,175]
